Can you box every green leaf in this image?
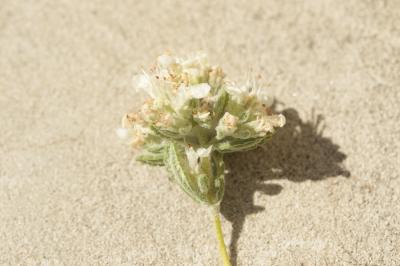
[214,90,228,120]
[196,174,209,194]
[136,152,165,166]
[164,142,225,205]
[144,143,165,153]
[150,126,183,140]
[215,137,265,153]
[136,142,166,166]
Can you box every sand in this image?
[1,0,399,265]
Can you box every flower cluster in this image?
[118,53,285,205]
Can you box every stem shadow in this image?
[220,106,351,265]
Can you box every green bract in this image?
[164,142,225,205]
[118,53,285,206]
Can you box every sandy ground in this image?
[1,0,399,265]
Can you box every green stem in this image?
[213,206,232,266]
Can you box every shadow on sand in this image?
[220,105,350,265]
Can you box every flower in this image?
[246,114,286,136]
[193,111,211,123]
[216,112,239,139]
[120,52,286,177]
[185,146,213,173]
[225,78,274,108]
[119,53,286,266]
[189,83,211,98]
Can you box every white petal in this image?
[224,85,242,95]
[196,146,212,157]
[135,124,152,135]
[222,112,239,126]
[194,112,210,121]
[270,114,286,127]
[185,146,199,170]
[215,112,239,139]
[185,67,200,77]
[258,91,274,107]
[189,83,211,99]
[133,73,158,99]
[173,84,190,110]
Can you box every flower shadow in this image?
[220,106,351,266]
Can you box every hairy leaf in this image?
[164,142,225,205]
[136,152,165,166]
[215,137,265,153]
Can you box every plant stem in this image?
[213,206,232,266]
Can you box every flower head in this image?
[119,53,285,204]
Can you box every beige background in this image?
[1,0,399,265]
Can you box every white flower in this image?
[256,90,274,108]
[208,67,225,89]
[271,114,286,127]
[172,84,191,111]
[190,83,211,99]
[117,123,152,147]
[225,78,274,108]
[197,146,212,157]
[225,84,245,96]
[246,77,274,107]
[216,112,239,139]
[178,53,210,84]
[126,53,285,152]
[194,111,210,120]
[185,146,212,172]
[134,72,179,104]
[247,114,286,135]
[171,83,211,112]
[133,73,159,99]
